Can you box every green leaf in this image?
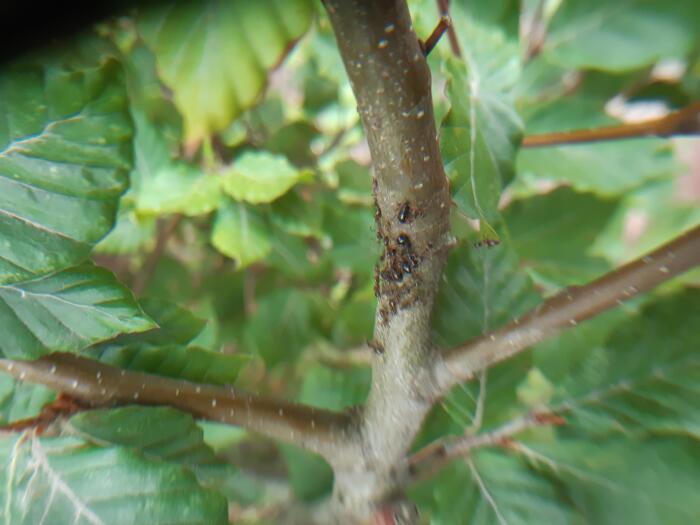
[92,343,248,386]
[504,188,616,285]
[139,0,314,143]
[265,121,320,168]
[211,200,272,269]
[243,289,320,367]
[134,297,206,346]
[265,227,332,282]
[516,140,676,197]
[433,240,539,347]
[94,206,156,255]
[130,112,221,216]
[0,59,132,283]
[0,435,228,525]
[543,0,699,72]
[591,179,700,265]
[221,151,311,204]
[431,239,540,432]
[330,292,376,348]
[299,365,371,410]
[323,198,379,275]
[440,13,522,232]
[410,450,575,524]
[521,437,700,525]
[0,375,54,425]
[549,291,700,438]
[270,190,324,239]
[68,406,218,466]
[335,159,373,206]
[0,265,154,359]
[532,308,633,387]
[279,443,333,502]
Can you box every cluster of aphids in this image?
[375,202,421,298]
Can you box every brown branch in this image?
[323,0,452,520]
[0,353,357,459]
[0,393,87,435]
[132,214,182,296]
[436,0,461,56]
[522,0,547,63]
[522,102,700,148]
[435,224,700,393]
[395,411,564,486]
[421,15,451,56]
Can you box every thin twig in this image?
[436,0,461,56]
[421,15,451,56]
[436,224,700,393]
[522,102,700,148]
[522,0,547,63]
[396,411,564,485]
[0,353,356,459]
[132,214,182,295]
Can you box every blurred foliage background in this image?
[0,0,699,523]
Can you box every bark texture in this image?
[323,0,453,515]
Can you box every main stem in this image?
[323,0,452,511]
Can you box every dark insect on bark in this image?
[474,239,500,248]
[397,234,410,247]
[398,202,411,223]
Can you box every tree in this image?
[1,0,699,523]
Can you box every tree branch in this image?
[132,214,182,296]
[436,0,461,56]
[395,411,564,486]
[323,0,452,517]
[435,224,700,393]
[0,353,357,460]
[522,102,700,147]
[420,15,451,56]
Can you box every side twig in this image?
[522,102,700,147]
[436,0,461,56]
[421,15,451,56]
[132,214,182,295]
[395,411,564,485]
[0,353,357,460]
[435,224,700,394]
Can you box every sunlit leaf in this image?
[211,200,272,269]
[130,112,221,216]
[221,151,311,204]
[139,0,314,143]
